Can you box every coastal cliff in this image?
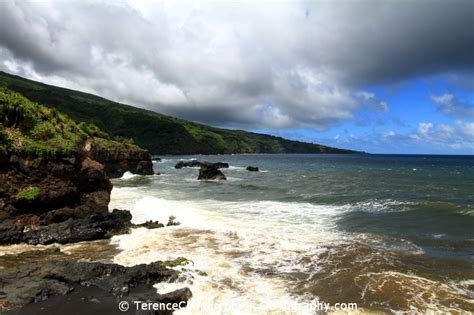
[87,139,154,178]
[0,151,131,244]
[0,87,153,244]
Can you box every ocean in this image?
[110,154,474,314]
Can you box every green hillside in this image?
[0,71,357,155]
[0,86,136,157]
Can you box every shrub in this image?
[16,186,40,201]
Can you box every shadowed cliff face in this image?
[0,151,112,243]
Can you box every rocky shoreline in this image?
[0,143,191,313]
[0,140,258,313]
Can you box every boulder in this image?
[197,165,226,181]
[246,166,259,172]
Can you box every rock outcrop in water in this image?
[246,166,259,172]
[175,160,229,169]
[0,259,192,314]
[197,164,226,180]
[176,160,229,180]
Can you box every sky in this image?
[0,0,473,154]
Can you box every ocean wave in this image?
[119,171,139,180]
[350,199,416,213]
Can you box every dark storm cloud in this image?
[0,0,472,129]
[299,0,474,86]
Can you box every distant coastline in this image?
[0,71,357,156]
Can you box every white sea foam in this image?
[228,166,246,170]
[110,187,347,314]
[120,171,139,180]
[108,181,470,314]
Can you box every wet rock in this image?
[166,215,180,226]
[197,165,226,181]
[246,166,259,172]
[132,220,165,229]
[0,259,192,314]
[175,160,200,169]
[175,160,229,169]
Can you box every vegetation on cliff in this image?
[0,86,137,157]
[15,186,40,201]
[0,71,358,155]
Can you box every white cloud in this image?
[381,130,396,140]
[431,93,474,118]
[456,120,474,138]
[405,121,474,150]
[417,122,433,136]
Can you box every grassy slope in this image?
[0,86,136,157]
[0,71,358,155]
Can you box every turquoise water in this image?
[111,154,474,313]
